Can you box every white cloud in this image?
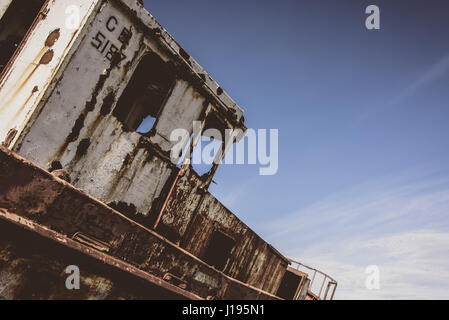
[293,230,449,300]
[260,169,449,299]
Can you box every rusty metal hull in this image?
[0,213,197,300]
[0,146,280,300]
[0,0,336,300]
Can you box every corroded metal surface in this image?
[0,210,199,300]
[161,169,289,295]
[0,0,98,145]
[0,0,335,300]
[0,146,280,300]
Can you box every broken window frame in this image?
[202,229,236,271]
[178,106,239,186]
[112,51,175,135]
[276,269,305,300]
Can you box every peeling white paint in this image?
[0,0,99,145]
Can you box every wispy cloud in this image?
[259,166,449,299]
[290,230,449,299]
[386,53,449,107]
[357,53,449,123]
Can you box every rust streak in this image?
[1,48,53,113]
[6,86,39,129]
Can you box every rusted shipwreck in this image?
[0,0,336,300]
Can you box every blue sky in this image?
[143,0,449,299]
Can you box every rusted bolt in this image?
[163,274,173,281]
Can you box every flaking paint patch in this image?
[45,29,60,48]
[39,49,54,65]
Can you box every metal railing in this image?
[289,259,337,300]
